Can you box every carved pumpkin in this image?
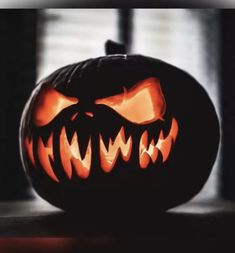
[19,54,219,214]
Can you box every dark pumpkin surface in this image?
[19,54,220,215]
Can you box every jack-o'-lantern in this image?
[19,51,220,214]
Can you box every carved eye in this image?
[95,77,166,124]
[33,86,79,127]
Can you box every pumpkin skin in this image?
[19,54,220,214]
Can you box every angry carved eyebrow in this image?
[95,77,166,125]
[33,86,79,127]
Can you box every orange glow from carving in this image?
[139,131,159,169]
[60,127,91,179]
[139,118,179,168]
[99,126,132,172]
[70,112,79,121]
[24,136,35,167]
[85,112,94,117]
[156,117,178,162]
[95,77,166,124]
[33,86,79,127]
[38,133,59,182]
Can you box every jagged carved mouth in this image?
[24,118,178,183]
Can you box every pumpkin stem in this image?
[105,40,127,55]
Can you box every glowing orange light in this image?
[95,77,166,124]
[37,133,59,182]
[24,136,35,167]
[139,118,179,168]
[33,86,79,127]
[85,112,94,117]
[25,119,178,181]
[99,126,132,172]
[139,131,159,169]
[70,112,79,121]
[59,127,91,179]
[156,117,178,162]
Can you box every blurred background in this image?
[0,9,226,203]
[1,0,235,8]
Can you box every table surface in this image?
[0,196,235,236]
[0,197,235,252]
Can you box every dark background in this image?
[0,10,36,199]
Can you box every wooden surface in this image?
[0,197,235,235]
[0,197,234,252]
[0,197,235,236]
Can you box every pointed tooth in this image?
[126,135,133,151]
[139,131,160,167]
[147,139,158,163]
[60,127,92,179]
[121,134,132,162]
[62,125,72,144]
[148,130,156,146]
[123,125,131,140]
[70,132,81,159]
[72,137,91,179]
[109,124,122,142]
[139,130,150,169]
[76,130,90,160]
[99,133,116,172]
[150,139,155,146]
[38,134,59,182]
[99,133,107,153]
[170,118,179,143]
[41,131,51,146]
[139,152,150,169]
[24,136,36,167]
[156,118,179,162]
[99,126,132,172]
[119,126,125,141]
[163,118,172,137]
[100,132,110,151]
[139,130,147,159]
[151,146,159,163]
[60,126,72,179]
[159,130,164,140]
[141,130,148,149]
[113,126,125,142]
[157,137,172,162]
